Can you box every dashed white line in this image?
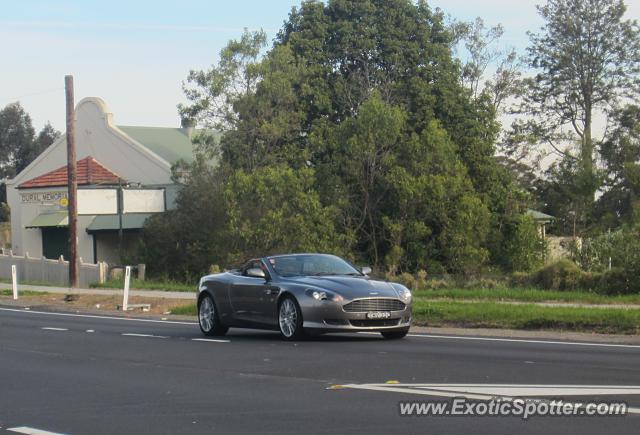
[0,307,197,325]
[192,338,230,343]
[121,333,168,339]
[7,426,66,435]
[41,327,68,331]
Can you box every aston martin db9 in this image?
[197,253,412,340]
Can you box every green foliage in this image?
[534,259,583,291]
[222,165,352,264]
[518,0,640,187]
[155,0,547,278]
[500,214,545,272]
[0,104,59,179]
[571,226,640,273]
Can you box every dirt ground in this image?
[0,293,195,317]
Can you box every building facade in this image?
[6,97,196,264]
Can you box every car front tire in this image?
[278,295,305,341]
[381,327,409,340]
[198,294,229,337]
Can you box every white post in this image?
[122,266,131,311]
[11,265,18,300]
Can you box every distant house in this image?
[526,209,554,239]
[6,97,203,264]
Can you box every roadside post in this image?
[11,265,18,300]
[123,266,131,311]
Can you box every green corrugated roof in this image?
[86,213,153,232]
[118,126,196,164]
[117,125,221,167]
[526,209,555,221]
[26,211,68,228]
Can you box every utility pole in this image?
[65,75,78,288]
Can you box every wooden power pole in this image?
[65,75,79,288]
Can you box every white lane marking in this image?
[192,338,230,343]
[86,329,95,333]
[337,383,640,414]
[8,426,66,435]
[41,327,68,331]
[357,331,640,349]
[121,333,168,339]
[0,307,196,325]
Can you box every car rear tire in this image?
[198,294,228,337]
[381,327,409,340]
[278,295,305,341]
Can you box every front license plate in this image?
[367,311,391,319]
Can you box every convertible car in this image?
[197,253,412,340]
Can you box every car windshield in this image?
[268,254,362,277]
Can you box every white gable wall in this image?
[6,97,175,259]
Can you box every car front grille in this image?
[343,298,406,313]
[350,318,400,327]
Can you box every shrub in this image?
[534,259,583,291]
[501,214,546,272]
[594,268,640,296]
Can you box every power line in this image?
[1,87,64,103]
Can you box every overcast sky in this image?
[2,0,639,132]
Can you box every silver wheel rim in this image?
[199,297,214,332]
[279,299,297,338]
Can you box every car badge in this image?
[369,292,378,295]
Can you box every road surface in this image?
[1,305,639,434]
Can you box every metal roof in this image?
[26,211,69,228]
[117,126,220,165]
[86,213,154,232]
[526,209,555,222]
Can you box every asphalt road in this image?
[1,306,639,435]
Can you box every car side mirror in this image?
[361,266,372,275]
[246,267,266,279]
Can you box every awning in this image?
[26,211,68,228]
[86,213,153,233]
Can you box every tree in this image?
[15,122,60,173]
[223,165,352,264]
[179,28,266,132]
[0,103,60,178]
[596,104,640,227]
[518,0,640,202]
[168,0,525,275]
[454,17,523,113]
[0,102,35,179]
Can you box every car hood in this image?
[282,276,400,299]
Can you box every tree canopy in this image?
[140,0,538,277]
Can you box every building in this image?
[6,97,198,264]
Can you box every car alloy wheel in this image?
[199,296,214,332]
[198,294,228,337]
[278,296,304,340]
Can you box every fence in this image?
[0,249,108,288]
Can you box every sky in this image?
[1,0,639,132]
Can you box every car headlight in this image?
[395,286,412,302]
[305,289,344,302]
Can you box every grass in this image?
[412,299,640,334]
[0,289,47,296]
[413,287,640,305]
[90,278,196,292]
[170,303,197,315]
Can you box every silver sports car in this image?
[197,253,412,340]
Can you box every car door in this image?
[228,260,272,324]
